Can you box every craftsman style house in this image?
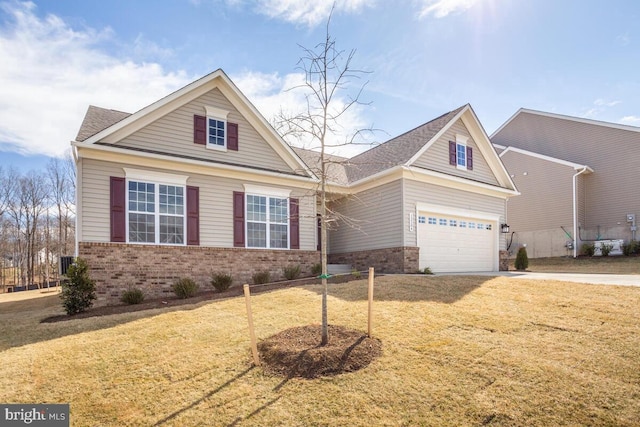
[73,70,518,305]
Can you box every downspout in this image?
[572,166,588,258]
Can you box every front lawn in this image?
[1,276,639,426]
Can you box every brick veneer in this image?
[79,242,320,306]
[328,246,419,274]
[499,250,510,271]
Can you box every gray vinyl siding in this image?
[402,179,506,249]
[79,158,316,250]
[328,180,403,253]
[500,151,575,232]
[114,88,294,173]
[412,119,499,186]
[492,112,640,235]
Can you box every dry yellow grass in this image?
[526,255,640,274]
[1,276,639,426]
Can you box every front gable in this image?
[406,105,514,191]
[75,69,314,179]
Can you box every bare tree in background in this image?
[276,10,372,345]
[47,153,76,277]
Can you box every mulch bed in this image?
[258,324,382,379]
[41,273,366,323]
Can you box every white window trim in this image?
[243,184,291,198]
[204,106,230,152]
[455,134,468,171]
[123,170,188,246]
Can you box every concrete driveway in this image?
[438,271,640,287]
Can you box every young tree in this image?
[277,10,372,345]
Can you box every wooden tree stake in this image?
[243,284,260,366]
[367,267,374,337]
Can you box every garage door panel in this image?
[418,212,496,273]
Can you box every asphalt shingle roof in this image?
[75,105,131,142]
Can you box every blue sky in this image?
[1,0,639,173]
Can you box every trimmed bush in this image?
[61,258,96,315]
[311,263,322,276]
[121,288,145,305]
[623,240,639,256]
[600,243,613,257]
[514,247,529,271]
[211,272,233,292]
[422,267,434,275]
[252,270,271,285]
[581,243,595,257]
[283,264,301,280]
[172,278,199,299]
[351,269,361,279]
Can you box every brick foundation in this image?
[499,250,510,271]
[328,246,419,274]
[79,242,320,306]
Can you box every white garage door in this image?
[418,212,496,272]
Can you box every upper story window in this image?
[449,134,473,171]
[204,106,229,151]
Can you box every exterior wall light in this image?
[501,224,510,233]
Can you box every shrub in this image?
[283,264,301,280]
[514,247,529,271]
[422,267,434,275]
[351,269,361,279]
[311,263,322,276]
[60,258,96,315]
[121,287,145,305]
[172,278,199,299]
[623,240,639,256]
[211,272,233,292]
[600,243,613,257]
[252,270,271,285]
[581,243,595,257]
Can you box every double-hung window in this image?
[246,194,289,249]
[204,106,229,151]
[456,142,467,169]
[126,170,187,245]
[449,134,473,170]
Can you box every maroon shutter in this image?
[227,122,238,151]
[449,141,456,165]
[110,177,126,243]
[289,198,300,249]
[194,115,206,145]
[233,191,245,247]
[317,215,321,251]
[466,146,473,170]
[186,186,199,246]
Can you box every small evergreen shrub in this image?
[311,263,322,276]
[61,258,96,315]
[600,243,613,257]
[211,272,233,292]
[351,269,361,279]
[283,264,301,280]
[514,247,529,271]
[252,270,271,285]
[623,240,639,256]
[581,243,596,257]
[422,267,434,275]
[172,278,199,299]
[121,287,145,305]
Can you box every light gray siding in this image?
[80,158,316,250]
[413,119,499,186]
[500,151,575,232]
[328,180,403,253]
[114,88,295,173]
[402,179,506,250]
[492,112,640,239]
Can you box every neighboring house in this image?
[73,69,518,306]
[491,108,640,258]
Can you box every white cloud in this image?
[253,0,375,27]
[0,1,191,158]
[417,0,481,19]
[233,70,373,158]
[594,98,621,107]
[620,115,640,126]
